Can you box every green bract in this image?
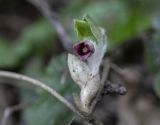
[74,14,106,43]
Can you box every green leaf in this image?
[16,19,55,56]
[83,14,102,41]
[74,19,96,41]
[0,38,19,68]
[22,54,78,125]
[0,19,56,69]
[74,14,105,42]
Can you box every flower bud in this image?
[73,41,95,61]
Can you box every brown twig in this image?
[28,0,73,53]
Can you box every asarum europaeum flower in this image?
[73,41,95,61]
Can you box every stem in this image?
[0,71,81,117]
[110,63,124,76]
[0,71,101,125]
[1,99,34,125]
[28,0,73,53]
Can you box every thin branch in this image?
[28,0,73,53]
[110,63,124,76]
[1,99,35,125]
[0,71,81,117]
[0,71,101,125]
[101,63,127,96]
[67,116,75,125]
[1,108,11,125]
[90,58,111,114]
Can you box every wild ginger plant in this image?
[0,6,126,124]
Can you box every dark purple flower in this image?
[73,41,95,61]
